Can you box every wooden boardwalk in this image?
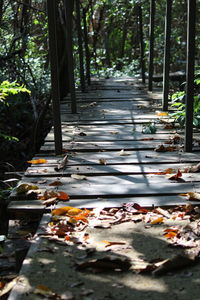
[7,77,200,300]
[9,77,200,213]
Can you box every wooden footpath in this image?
[7,77,200,299]
[9,77,200,215]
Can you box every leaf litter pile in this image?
[36,201,200,279]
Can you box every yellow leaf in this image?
[151,217,164,225]
[27,159,48,164]
[156,111,168,116]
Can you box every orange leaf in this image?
[67,207,82,216]
[156,111,168,116]
[133,203,148,213]
[52,206,73,216]
[164,231,177,239]
[102,240,126,247]
[57,191,70,201]
[164,228,179,233]
[151,217,164,225]
[27,159,47,164]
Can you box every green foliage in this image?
[142,123,157,134]
[0,80,32,143]
[170,72,200,128]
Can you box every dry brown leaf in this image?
[167,169,183,181]
[49,180,63,186]
[154,144,177,152]
[99,159,107,165]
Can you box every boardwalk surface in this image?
[8,77,200,299]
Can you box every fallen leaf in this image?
[76,255,131,272]
[43,197,58,206]
[141,137,155,141]
[171,133,182,144]
[102,241,127,248]
[99,159,107,165]
[0,277,18,297]
[156,111,168,116]
[52,206,74,216]
[150,217,164,225]
[79,132,87,136]
[133,203,148,213]
[27,159,47,164]
[49,180,63,186]
[154,144,177,152]
[118,149,130,156]
[154,207,171,218]
[71,174,87,180]
[16,183,39,194]
[164,231,177,239]
[142,123,157,134]
[57,191,70,201]
[0,281,6,289]
[168,169,183,181]
[187,162,200,173]
[34,284,54,296]
[183,192,200,201]
[153,250,199,276]
[55,155,68,171]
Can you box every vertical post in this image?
[138,5,145,84]
[64,0,77,113]
[47,0,62,155]
[76,0,85,92]
[162,0,172,111]
[148,0,155,91]
[83,7,91,86]
[184,0,196,152]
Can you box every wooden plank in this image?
[18,173,200,190]
[8,194,190,215]
[41,140,171,152]
[25,163,193,176]
[32,151,200,165]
